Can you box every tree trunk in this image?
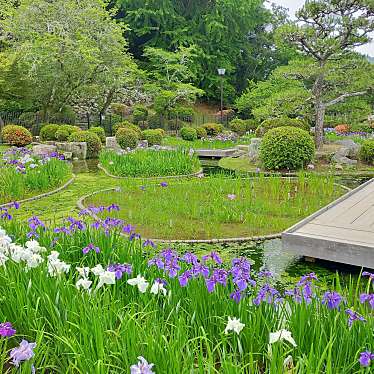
[315,97,325,149]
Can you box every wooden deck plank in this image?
[282,178,374,268]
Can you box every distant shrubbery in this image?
[260,126,315,170]
[68,131,101,158]
[359,139,374,164]
[196,126,207,139]
[256,117,310,137]
[141,129,163,146]
[229,118,247,135]
[116,128,139,149]
[113,121,142,137]
[180,127,198,141]
[1,125,33,146]
[89,127,106,143]
[202,123,224,136]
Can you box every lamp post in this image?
[217,68,226,124]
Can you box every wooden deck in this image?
[282,178,374,268]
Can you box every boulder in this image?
[248,138,262,162]
[56,142,87,160]
[62,152,73,160]
[32,144,57,156]
[106,136,121,150]
[335,139,360,158]
[331,153,357,165]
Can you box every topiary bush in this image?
[260,126,315,170]
[1,125,33,146]
[68,131,102,158]
[359,139,374,164]
[113,121,142,138]
[202,123,224,136]
[40,124,60,141]
[196,126,207,139]
[180,127,198,141]
[89,126,106,143]
[229,118,247,135]
[141,129,163,146]
[55,124,81,141]
[116,128,139,149]
[256,117,310,137]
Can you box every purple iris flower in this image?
[0,209,12,220]
[107,204,120,212]
[0,322,16,337]
[107,263,132,279]
[179,270,192,287]
[202,251,222,265]
[11,201,20,210]
[230,257,255,290]
[28,216,45,231]
[230,289,244,303]
[148,257,164,269]
[322,291,343,309]
[258,270,273,278]
[182,252,198,265]
[123,224,135,234]
[82,243,100,255]
[359,293,374,309]
[9,340,36,367]
[345,309,366,327]
[129,233,141,241]
[359,351,374,367]
[297,272,318,286]
[254,284,281,306]
[191,263,210,278]
[160,182,168,187]
[362,271,374,281]
[143,239,156,248]
[140,185,146,191]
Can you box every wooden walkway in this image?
[282,178,374,268]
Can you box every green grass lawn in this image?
[86,174,344,240]
[162,136,246,149]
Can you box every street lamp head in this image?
[217,68,226,76]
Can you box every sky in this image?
[268,0,374,56]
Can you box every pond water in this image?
[71,158,371,282]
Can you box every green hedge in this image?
[256,117,310,137]
[68,131,102,158]
[202,123,224,136]
[180,127,198,141]
[141,129,163,146]
[89,127,106,144]
[113,121,142,137]
[260,126,315,170]
[359,139,374,164]
[229,118,247,135]
[116,128,139,149]
[40,124,60,141]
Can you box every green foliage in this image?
[245,119,259,132]
[55,125,81,141]
[89,127,106,144]
[147,114,164,129]
[180,127,198,141]
[260,127,315,170]
[113,121,142,138]
[68,130,102,158]
[229,118,247,135]
[1,125,33,146]
[115,128,139,149]
[40,124,60,141]
[359,139,374,164]
[256,117,310,137]
[196,126,207,139]
[141,129,163,146]
[132,105,148,125]
[202,123,224,136]
[100,149,200,177]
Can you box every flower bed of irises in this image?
[0,204,373,373]
[99,149,201,178]
[0,147,71,205]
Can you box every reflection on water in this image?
[71,159,99,174]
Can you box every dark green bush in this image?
[68,131,102,158]
[113,121,142,138]
[359,139,374,164]
[55,125,81,141]
[40,124,60,141]
[180,127,198,141]
[141,129,163,146]
[196,126,207,139]
[256,117,310,137]
[116,128,139,149]
[1,125,33,146]
[245,119,259,132]
[260,126,315,170]
[132,105,148,125]
[229,118,247,135]
[202,123,224,136]
[148,114,164,129]
[89,127,106,143]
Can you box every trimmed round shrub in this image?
[154,128,165,137]
[196,126,207,139]
[180,127,198,141]
[132,105,148,125]
[260,127,315,170]
[40,124,60,141]
[256,117,310,137]
[359,139,374,164]
[245,119,259,132]
[55,125,81,141]
[113,121,142,138]
[89,127,106,143]
[334,124,350,134]
[141,129,163,146]
[1,125,33,146]
[116,128,139,149]
[68,131,102,158]
[229,118,247,135]
[202,123,224,136]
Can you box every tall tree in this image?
[278,0,374,148]
[2,0,136,117]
